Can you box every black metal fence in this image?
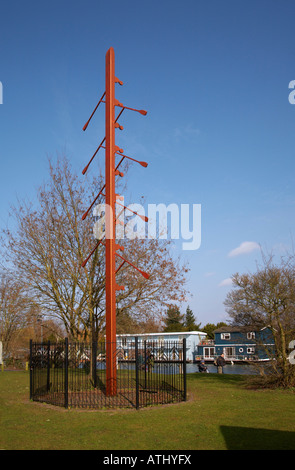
[29,337,187,409]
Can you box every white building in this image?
[116,331,207,362]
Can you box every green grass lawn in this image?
[1,370,295,450]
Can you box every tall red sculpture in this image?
[81,47,149,396]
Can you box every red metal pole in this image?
[105,47,117,396]
[81,48,148,397]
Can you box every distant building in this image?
[117,326,275,363]
[197,326,275,362]
[116,331,207,362]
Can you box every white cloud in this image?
[228,241,260,258]
[218,278,233,287]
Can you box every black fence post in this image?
[135,337,139,409]
[144,340,147,389]
[29,339,33,400]
[64,337,68,409]
[92,341,97,388]
[47,341,51,392]
[183,338,187,401]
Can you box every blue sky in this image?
[0,0,295,326]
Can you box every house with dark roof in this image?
[197,326,275,362]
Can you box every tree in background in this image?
[0,273,29,357]
[163,305,185,332]
[184,305,201,331]
[224,253,295,388]
[2,156,190,342]
[2,157,103,342]
[202,322,228,339]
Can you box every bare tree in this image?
[3,157,103,341]
[0,273,29,356]
[224,253,295,387]
[116,238,189,326]
[2,156,190,342]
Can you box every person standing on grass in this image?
[216,353,226,374]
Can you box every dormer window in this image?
[221,333,231,340]
[247,332,255,340]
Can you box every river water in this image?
[114,361,264,375]
[136,362,262,375]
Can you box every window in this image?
[247,332,255,340]
[221,333,231,340]
[204,347,215,358]
[224,347,235,358]
[247,347,255,354]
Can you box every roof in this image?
[116,331,207,338]
[213,326,267,333]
